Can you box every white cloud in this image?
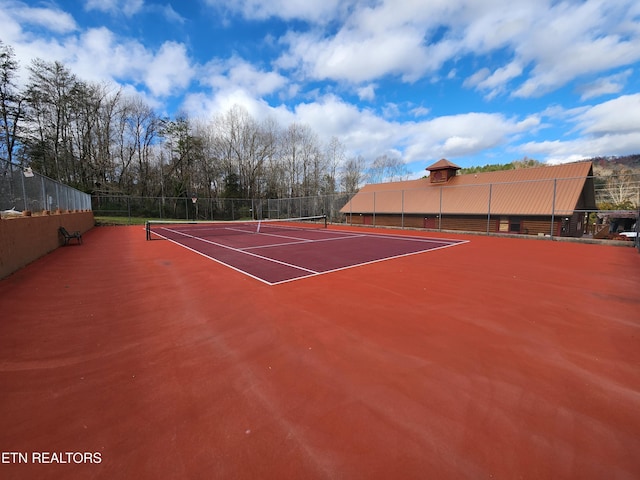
[357,84,376,101]
[464,68,490,89]
[3,2,77,35]
[22,28,193,98]
[144,42,194,97]
[575,94,640,136]
[85,0,144,17]
[514,35,640,98]
[520,132,640,165]
[465,61,523,99]
[517,94,640,163]
[411,106,430,118]
[182,89,277,123]
[203,0,351,22]
[402,112,540,162]
[2,0,639,174]
[159,4,186,24]
[180,79,552,173]
[279,26,431,84]
[512,1,640,97]
[1,2,194,99]
[271,0,640,101]
[292,96,393,151]
[576,70,633,101]
[68,28,144,82]
[201,57,288,98]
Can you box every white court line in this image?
[328,229,464,244]
[270,240,469,286]
[152,224,469,285]
[160,236,275,285]
[241,233,367,250]
[159,226,321,274]
[243,228,452,251]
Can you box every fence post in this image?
[634,207,640,253]
[438,187,443,231]
[401,189,405,229]
[487,183,493,235]
[373,192,376,227]
[20,168,27,211]
[41,176,46,211]
[550,179,557,239]
[636,208,639,253]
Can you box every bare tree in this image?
[92,86,122,192]
[159,114,204,198]
[212,105,277,199]
[603,170,640,208]
[281,122,323,197]
[0,41,24,168]
[24,59,80,183]
[4,41,364,203]
[323,136,345,195]
[123,95,160,196]
[280,122,303,197]
[192,118,224,199]
[367,153,410,183]
[66,81,121,191]
[341,155,366,194]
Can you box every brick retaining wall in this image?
[0,211,94,279]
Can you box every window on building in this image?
[509,217,521,232]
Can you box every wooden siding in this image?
[341,213,585,237]
[440,216,488,232]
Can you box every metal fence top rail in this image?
[1,158,92,213]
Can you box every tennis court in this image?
[146,216,467,284]
[1,224,639,479]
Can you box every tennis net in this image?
[145,215,327,240]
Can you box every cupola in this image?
[426,159,461,183]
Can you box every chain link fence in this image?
[92,173,638,245]
[1,159,92,215]
[338,175,639,239]
[92,193,354,223]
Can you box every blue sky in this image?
[2,0,640,176]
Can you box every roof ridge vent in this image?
[426,158,461,183]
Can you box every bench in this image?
[59,226,83,245]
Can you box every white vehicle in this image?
[618,223,638,239]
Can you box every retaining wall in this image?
[0,211,94,279]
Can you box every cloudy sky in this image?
[1,0,639,175]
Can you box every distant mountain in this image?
[459,155,640,176]
[590,155,640,173]
[459,157,543,175]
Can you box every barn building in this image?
[340,159,596,237]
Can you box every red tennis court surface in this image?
[149,221,467,284]
[1,225,639,480]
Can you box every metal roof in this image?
[341,161,596,216]
[426,159,461,171]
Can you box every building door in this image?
[509,217,521,233]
